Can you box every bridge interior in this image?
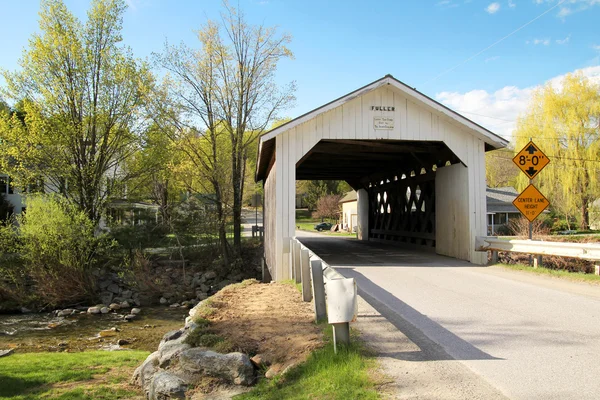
[296,139,462,248]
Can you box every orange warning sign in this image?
[513,141,550,180]
[512,184,550,222]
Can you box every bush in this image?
[7,196,115,307]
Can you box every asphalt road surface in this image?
[297,233,600,400]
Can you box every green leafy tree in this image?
[0,0,152,222]
[514,73,600,230]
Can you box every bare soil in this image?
[203,281,322,370]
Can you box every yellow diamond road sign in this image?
[513,141,550,180]
[512,184,550,222]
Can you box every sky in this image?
[1,0,600,140]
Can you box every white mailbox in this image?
[325,278,357,324]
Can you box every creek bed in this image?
[0,306,189,353]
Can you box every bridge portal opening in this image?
[296,139,461,248]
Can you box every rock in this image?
[160,297,168,305]
[158,342,191,368]
[99,291,113,305]
[100,307,110,314]
[88,306,101,314]
[47,322,61,329]
[98,279,112,290]
[203,271,217,281]
[131,308,141,315]
[169,303,180,308]
[109,303,121,310]
[265,364,280,379]
[107,283,121,294]
[196,293,208,301]
[199,284,210,293]
[124,314,137,321]
[250,354,267,368]
[121,290,132,299]
[120,301,130,309]
[179,349,255,386]
[148,372,188,400]
[57,309,74,317]
[21,307,32,314]
[58,341,68,347]
[160,330,184,346]
[0,349,14,357]
[216,280,233,290]
[117,339,130,346]
[99,329,117,337]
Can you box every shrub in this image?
[15,195,115,306]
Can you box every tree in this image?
[153,2,295,257]
[313,194,342,222]
[0,0,151,223]
[485,148,519,188]
[513,73,600,230]
[297,180,351,211]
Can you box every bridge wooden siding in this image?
[256,75,508,281]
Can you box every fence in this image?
[289,237,358,352]
[476,236,600,275]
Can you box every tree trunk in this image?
[580,201,590,231]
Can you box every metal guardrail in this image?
[290,237,358,352]
[476,236,600,274]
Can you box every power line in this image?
[422,0,566,86]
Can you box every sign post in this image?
[512,140,550,265]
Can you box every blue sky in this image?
[1,0,599,139]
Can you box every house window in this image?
[0,176,13,194]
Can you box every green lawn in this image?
[295,209,357,237]
[236,325,379,400]
[0,351,148,400]
[497,263,600,284]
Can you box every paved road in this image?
[297,234,600,400]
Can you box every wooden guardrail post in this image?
[311,259,327,322]
[300,249,312,302]
[595,265,600,276]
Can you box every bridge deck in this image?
[296,232,600,400]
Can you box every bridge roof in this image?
[256,74,509,181]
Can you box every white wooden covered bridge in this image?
[255,74,508,281]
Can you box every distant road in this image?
[297,234,600,400]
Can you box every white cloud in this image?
[556,35,571,45]
[528,38,551,45]
[508,0,516,8]
[535,0,600,18]
[486,2,501,13]
[434,66,600,139]
[592,44,600,51]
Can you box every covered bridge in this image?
[256,75,508,281]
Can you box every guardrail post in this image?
[300,249,312,302]
[332,323,350,351]
[491,250,498,264]
[595,265,600,276]
[294,241,302,284]
[534,255,542,268]
[311,260,327,322]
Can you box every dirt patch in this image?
[200,281,322,369]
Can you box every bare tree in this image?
[153,2,295,258]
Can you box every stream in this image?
[0,306,189,353]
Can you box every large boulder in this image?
[158,342,191,368]
[148,372,188,400]
[179,349,255,386]
[132,351,160,392]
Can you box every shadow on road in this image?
[340,268,503,362]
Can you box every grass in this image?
[497,263,600,284]
[236,325,380,400]
[0,350,148,400]
[295,209,357,237]
[184,317,234,354]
